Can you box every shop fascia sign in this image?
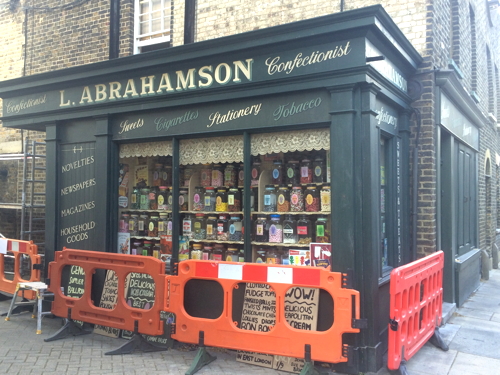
[366,41,407,93]
[113,89,331,139]
[4,39,361,117]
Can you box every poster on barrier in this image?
[65,265,87,329]
[236,283,319,373]
[122,272,156,339]
[121,272,171,347]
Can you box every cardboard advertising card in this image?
[236,283,276,368]
[288,249,312,266]
[118,163,129,208]
[118,232,130,254]
[310,243,332,268]
[94,270,121,338]
[134,164,149,186]
[236,283,320,373]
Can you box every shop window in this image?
[249,129,331,264]
[379,133,401,274]
[380,136,389,270]
[118,140,173,261]
[117,128,331,267]
[134,0,172,54]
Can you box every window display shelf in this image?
[251,242,310,247]
[123,209,172,213]
[181,211,244,215]
[252,211,330,215]
[190,239,244,245]
[131,235,160,240]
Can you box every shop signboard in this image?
[2,38,363,119]
[440,92,479,149]
[374,100,399,135]
[112,90,331,140]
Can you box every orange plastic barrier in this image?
[47,248,165,336]
[0,238,41,299]
[387,251,444,371]
[166,260,361,364]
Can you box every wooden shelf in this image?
[121,209,172,213]
[252,242,310,247]
[190,239,244,245]
[181,211,244,215]
[252,211,330,215]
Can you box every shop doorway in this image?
[456,143,477,256]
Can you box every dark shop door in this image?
[456,143,476,256]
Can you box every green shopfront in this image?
[0,6,421,373]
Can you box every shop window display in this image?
[117,130,331,266]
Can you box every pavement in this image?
[0,268,499,375]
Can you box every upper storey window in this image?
[134,0,172,54]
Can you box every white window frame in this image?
[134,0,172,54]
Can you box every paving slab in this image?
[492,312,500,323]
[447,316,500,359]
[448,352,500,375]
[453,306,494,321]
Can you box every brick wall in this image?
[119,0,134,57]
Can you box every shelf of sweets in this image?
[130,236,161,240]
[251,242,311,247]
[258,182,329,187]
[122,209,172,213]
[190,239,244,245]
[181,211,244,215]
[252,211,331,215]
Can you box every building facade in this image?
[1,0,500,373]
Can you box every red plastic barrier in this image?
[166,260,361,364]
[0,238,41,299]
[47,248,165,336]
[387,251,444,370]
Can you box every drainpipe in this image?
[109,0,120,59]
[184,0,196,44]
[411,108,421,262]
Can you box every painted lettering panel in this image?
[3,38,363,119]
[375,100,399,135]
[112,90,331,140]
[59,142,97,250]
